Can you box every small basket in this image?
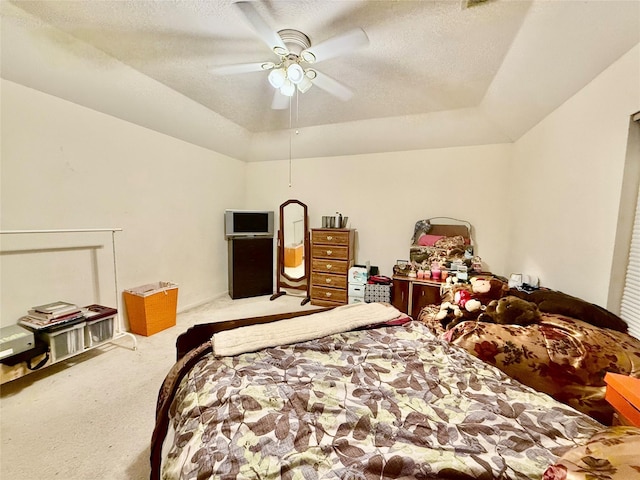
[123,282,178,336]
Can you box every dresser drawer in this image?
[311,258,349,275]
[311,244,349,260]
[309,298,345,308]
[311,285,348,304]
[311,272,347,289]
[311,230,351,246]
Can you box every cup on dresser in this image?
[322,216,329,228]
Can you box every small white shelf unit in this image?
[0,228,137,371]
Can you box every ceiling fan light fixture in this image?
[273,46,288,56]
[286,63,305,84]
[301,51,316,63]
[268,68,286,88]
[226,4,369,109]
[280,80,295,97]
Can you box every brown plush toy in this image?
[437,299,483,330]
[477,296,541,326]
[470,276,508,304]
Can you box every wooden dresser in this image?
[310,228,355,306]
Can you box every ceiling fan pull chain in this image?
[288,93,293,188]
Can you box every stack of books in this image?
[19,301,85,331]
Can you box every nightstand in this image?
[604,372,640,427]
[392,275,444,317]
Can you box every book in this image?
[28,301,80,320]
[19,311,85,331]
[27,308,82,320]
[31,300,79,314]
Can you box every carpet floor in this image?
[0,293,320,480]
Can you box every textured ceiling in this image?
[2,0,639,161]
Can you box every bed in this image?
[151,302,628,480]
[420,279,640,426]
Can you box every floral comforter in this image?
[543,426,640,479]
[155,321,603,479]
[420,308,640,425]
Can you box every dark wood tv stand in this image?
[228,236,273,299]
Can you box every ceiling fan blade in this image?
[311,71,353,102]
[233,1,288,55]
[271,89,290,110]
[301,28,369,64]
[209,61,274,75]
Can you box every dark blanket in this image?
[508,288,628,332]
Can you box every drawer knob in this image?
[326,250,333,255]
[326,264,333,269]
[325,292,332,297]
[326,236,333,241]
[325,278,332,283]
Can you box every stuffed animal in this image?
[477,296,541,326]
[470,276,508,304]
[436,298,483,330]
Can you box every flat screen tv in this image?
[224,210,274,238]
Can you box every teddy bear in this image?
[469,276,508,304]
[477,295,541,326]
[435,296,483,330]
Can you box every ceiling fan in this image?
[209,1,369,110]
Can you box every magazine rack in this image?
[0,228,137,384]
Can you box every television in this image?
[224,210,274,238]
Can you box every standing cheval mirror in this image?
[270,199,311,305]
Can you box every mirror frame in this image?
[270,199,310,305]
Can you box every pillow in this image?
[418,234,444,246]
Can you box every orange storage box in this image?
[123,282,178,336]
[284,244,303,268]
[604,372,640,427]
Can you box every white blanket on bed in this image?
[211,302,405,357]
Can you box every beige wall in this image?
[1,80,246,326]
[245,144,512,279]
[507,44,640,306]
